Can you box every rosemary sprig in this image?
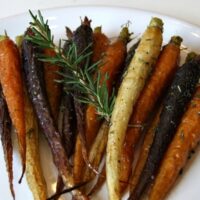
[26,10,115,121]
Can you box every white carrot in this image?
[106,17,163,200]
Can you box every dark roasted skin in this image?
[0,88,14,198]
[55,38,78,200]
[21,37,73,188]
[61,92,77,157]
[72,17,93,153]
[72,17,93,57]
[129,57,200,200]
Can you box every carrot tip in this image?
[65,27,73,39]
[15,35,24,47]
[149,17,163,31]
[119,27,132,43]
[18,164,25,184]
[170,36,183,46]
[82,16,91,27]
[186,52,198,62]
[0,35,8,42]
[94,26,102,33]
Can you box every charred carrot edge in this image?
[120,36,182,192]
[44,49,61,120]
[0,88,14,198]
[24,88,47,200]
[129,56,200,200]
[0,36,26,180]
[130,106,162,194]
[106,18,163,200]
[149,86,200,200]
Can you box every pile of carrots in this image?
[0,12,200,200]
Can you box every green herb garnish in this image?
[26,10,115,121]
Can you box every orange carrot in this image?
[92,26,109,64]
[86,26,129,147]
[73,134,84,184]
[119,36,182,191]
[44,49,61,120]
[85,27,109,148]
[149,86,200,200]
[0,36,26,180]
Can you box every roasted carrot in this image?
[22,36,88,200]
[149,85,200,200]
[72,16,93,155]
[130,106,162,194]
[84,121,109,182]
[85,27,109,148]
[120,36,182,191]
[73,134,84,184]
[16,35,48,200]
[55,38,77,198]
[73,27,109,183]
[106,17,163,200]
[24,88,47,200]
[0,87,14,198]
[129,56,200,200]
[0,36,26,180]
[92,26,109,63]
[73,27,129,184]
[44,49,61,120]
[22,37,71,181]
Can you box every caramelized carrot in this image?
[149,86,200,200]
[0,36,26,180]
[92,26,109,63]
[129,56,200,200]
[44,49,61,120]
[73,27,129,184]
[119,36,182,192]
[107,18,163,200]
[73,134,84,184]
[85,27,109,149]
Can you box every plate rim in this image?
[0,5,200,31]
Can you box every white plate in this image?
[0,6,200,200]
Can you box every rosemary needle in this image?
[26,10,115,121]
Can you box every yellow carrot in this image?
[25,89,47,200]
